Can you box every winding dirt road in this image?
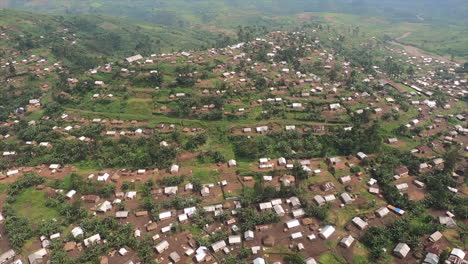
[389,32,460,64]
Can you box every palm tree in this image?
[443,146,461,173]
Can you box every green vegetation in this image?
[231,123,384,161]
[12,188,60,223]
[3,0,468,59]
[0,3,465,263]
[8,121,178,168]
[193,169,219,183]
[6,0,467,26]
[0,9,221,71]
[0,183,6,194]
[319,252,347,264]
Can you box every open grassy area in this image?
[310,12,468,60]
[59,174,73,190]
[400,24,468,60]
[444,229,465,249]
[319,251,347,264]
[0,183,6,194]
[25,110,44,121]
[193,168,220,183]
[380,106,419,138]
[125,98,154,116]
[189,225,203,235]
[353,242,369,264]
[72,160,102,174]
[12,188,59,225]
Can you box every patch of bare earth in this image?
[296,13,319,23]
[99,22,119,30]
[199,25,235,36]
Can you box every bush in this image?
[7,173,45,196]
[5,215,34,250]
[350,166,362,174]
[236,208,279,231]
[43,102,64,117]
[305,203,330,221]
[159,175,185,187]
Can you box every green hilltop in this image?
[2,1,468,60]
[0,9,221,71]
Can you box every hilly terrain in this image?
[3,0,468,25]
[0,1,466,264]
[0,9,222,71]
[2,0,468,60]
[0,17,466,263]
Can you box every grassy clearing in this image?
[263,245,291,254]
[444,229,465,249]
[380,106,419,137]
[353,241,369,264]
[125,98,153,115]
[73,160,102,174]
[189,225,203,235]
[329,200,380,228]
[25,110,44,121]
[400,24,468,60]
[12,188,59,224]
[354,256,368,264]
[193,168,219,183]
[307,12,467,60]
[59,174,73,190]
[319,251,347,264]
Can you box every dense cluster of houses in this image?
[0,25,466,264]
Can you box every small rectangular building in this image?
[228,235,241,245]
[286,219,300,229]
[339,235,355,248]
[155,240,170,254]
[352,217,368,230]
[314,195,326,206]
[0,249,15,264]
[211,240,227,252]
[393,243,410,258]
[340,193,353,204]
[319,225,335,239]
[375,207,390,218]
[428,231,443,242]
[169,252,181,263]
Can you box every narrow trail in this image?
[389,32,460,64]
[395,31,412,41]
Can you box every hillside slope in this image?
[2,1,467,60]
[3,0,467,25]
[0,9,220,71]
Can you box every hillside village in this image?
[0,21,466,264]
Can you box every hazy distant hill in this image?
[3,0,467,26]
[2,1,467,60]
[0,9,220,71]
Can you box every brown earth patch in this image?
[99,22,119,30]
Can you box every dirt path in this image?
[390,32,460,64]
[395,32,412,41]
[381,79,406,93]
